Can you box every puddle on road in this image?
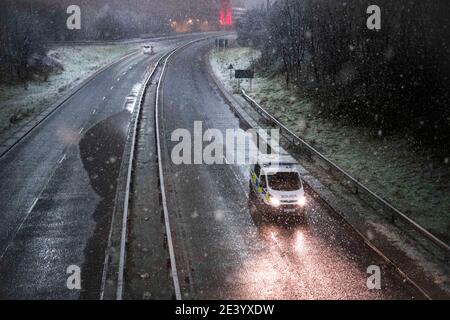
[77,82,141,297]
[79,110,130,198]
[79,82,140,197]
[78,109,132,298]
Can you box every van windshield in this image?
[267,172,301,191]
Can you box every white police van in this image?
[249,155,307,221]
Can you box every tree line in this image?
[237,0,450,146]
[0,0,221,84]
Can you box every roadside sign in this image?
[235,69,254,79]
[235,69,255,91]
[216,38,229,49]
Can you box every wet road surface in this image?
[0,34,212,299]
[0,34,426,300]
[158,40,424,299]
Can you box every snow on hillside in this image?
[0,43,138,136]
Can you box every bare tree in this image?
[237,0,450,145]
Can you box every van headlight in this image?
[297,196,307,207]
[269,196,280,207]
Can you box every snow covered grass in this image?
[0,43,139,136]
[210,47,450,240]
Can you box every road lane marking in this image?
[0,196,41,259]
[59,154,66,164]
[152,38,214,300]
[114,36,210,301]
[114,51,167,301]
[156,51,183,301]
[223,156,248,199]
[0,48,142,161]
[0,147,62,260]
[28,198,39,214]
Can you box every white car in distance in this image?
[143,44,154,55]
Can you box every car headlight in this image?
[297,196,307,206]
[269,196,280,207]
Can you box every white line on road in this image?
[59,154,66,164]
[155,51,183,300]
[114,36,211,301]
[28,198,39,214]
[115,52,166,301]
[223,156,248,199]
[0,197,38,260]
[0,148,62,259]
